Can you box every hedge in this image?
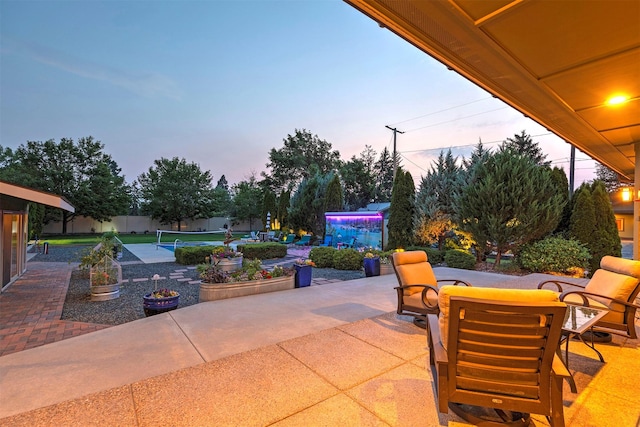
[444,249,476,270]
[236,243,287,260]
[309,246,336,268]
[332,248,364,270]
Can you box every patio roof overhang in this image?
[0,181,75,212]
[344,0,640,181]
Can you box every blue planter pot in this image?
[143,293,180,317]
[363,257,380,277]
[294,264,312,288]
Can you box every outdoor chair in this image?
[337,236,357,249]
[538,255,640,340]
[279,234,295,245]
[268,231,282,242]
[428,286,569,427]
[294,234,312,246]
[319,235,333,247]
[391,250,471,327]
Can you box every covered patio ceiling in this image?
[345,0,640,181]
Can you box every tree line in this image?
[1,129,622,273]
[384,130,621,273]
[0,129,397,235]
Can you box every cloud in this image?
[3,37,182,100]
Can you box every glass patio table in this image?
[559,303,609,392]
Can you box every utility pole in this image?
[385,125,404,183]
[569,145,576,197]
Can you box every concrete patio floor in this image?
[1,261,639,426]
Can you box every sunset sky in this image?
[0,0,597,188]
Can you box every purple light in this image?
[325,214,382,220]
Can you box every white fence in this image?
[41,216,262,235]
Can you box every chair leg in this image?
[548,375,566,427]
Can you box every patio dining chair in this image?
[538,255,640,340]
[428,286,569,427]
[391,250,471,327]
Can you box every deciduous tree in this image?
[262,129,340,192]
[230,174,262,231]
[137,157,215,230]
[0,137,131,233]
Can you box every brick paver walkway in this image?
[0,262,110,357]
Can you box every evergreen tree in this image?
[324,174,344,212]
[501,130,550,166]
[595,163,621,193]
[261,190,277,230]
[455,150,564,265]
[288,169,332,236]
[416,149,463,249]
[212,175,232,217]
[569,185,596,251]
[591,180,622,267]
[386,168,416,249]
[550,167,572,236]
[277,190,290,231]
[372,147,395,202]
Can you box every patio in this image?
[0,261,639,426]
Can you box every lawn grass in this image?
[37,232,240,246]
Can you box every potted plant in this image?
[143,274,180,317]
[198,260,295,301]
[363,252,381,277]
[379,251,394,275]
[89,254,122,301]
[208,246,243,272]
[293,258,315,288]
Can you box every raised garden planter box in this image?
[214,256,243,273]
[199,275,295,302]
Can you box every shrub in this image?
[444,249,476,270]
[175,246,217,265]
[517,236,590,275]
[332,248,364,270]
[309,246,336,268]
[236,243,286,260]
[405,246,444,264]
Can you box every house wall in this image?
[615,213,634,240]
[0,195,28,289]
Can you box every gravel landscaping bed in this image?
[32,246,366,326]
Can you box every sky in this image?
[0,0,598,189]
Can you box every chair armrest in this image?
[427,314,447,364]
[538,279,587,292]
[420,285,440,309]
[394,284,431,291]
[436,279,472,287]
[552,354,571,379]
[560,290,640,309]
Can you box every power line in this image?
[404,106,509,133]
[389,96,494,126]
[399,132,554,154]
